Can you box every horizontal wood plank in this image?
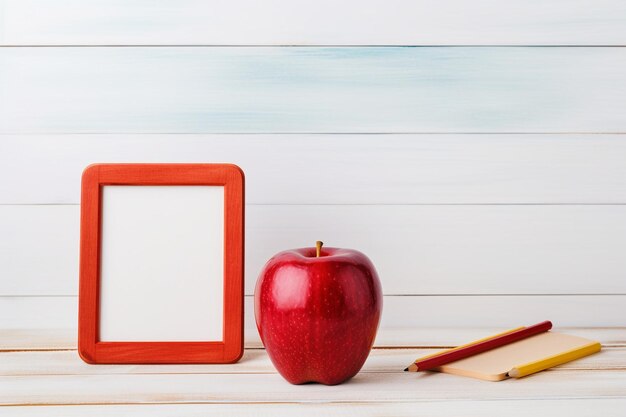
[1,0,625,46]
[1,296,625,337]
[1,369,624,405]
[3,205,626,295]
[1,327,623,412]
[1,347,622,376]
[2,400,626,417]
[4,327,625,352]
[3,134,626,205]
[1,47,625,133]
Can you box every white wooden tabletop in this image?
[1,327,624,416]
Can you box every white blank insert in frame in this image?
[99,185,224,342]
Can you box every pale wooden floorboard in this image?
[2,327,625,351]
[2,400,626,417]
[1,328,623,412]
[2,370,625,405]
[0,347,622,377]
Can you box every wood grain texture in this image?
[2,295,625,332]
[1,0,625,46]
[3,134,626,205]
[4,204,626,296]
[1,47,625,134]
[5,327,625,352]
[1,329,624,414]
[2,370,625,405]
[3,347,623,376]
[2,400,626,417]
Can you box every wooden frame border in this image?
[78,163,244,364]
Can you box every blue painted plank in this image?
[0,47,624,133]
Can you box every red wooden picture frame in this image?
[78,163,244,364]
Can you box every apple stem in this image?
[316,241,323,257]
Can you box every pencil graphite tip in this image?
[403,367,408,372]
[405,363,418,372]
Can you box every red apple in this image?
[254,241,382,385]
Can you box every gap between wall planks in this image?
[1,47,626,133]
[2,296,625,331]
[3,134,626,205]
[1,0,625,45]
[3,204,626,296]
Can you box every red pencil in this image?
[405,320,553,372]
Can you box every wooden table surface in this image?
[1,327,625,416]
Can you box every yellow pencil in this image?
[404,327,525,372]
[508,341,601,378]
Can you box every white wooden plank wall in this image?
[1,47,625,133]
[4,135,626,205]
[1,0,625,333]
[1,0,625,45]
[3,295,626,332]
[4,204,626,295]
